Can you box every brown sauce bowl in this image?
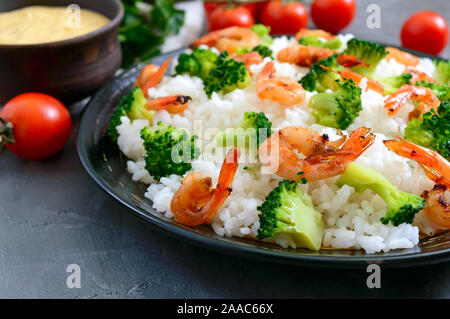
[0,0,124,104]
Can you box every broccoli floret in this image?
[299,35,342,50]
[309,78,362,129]
[344,38,388,77]
[336,163,425,226]
[415,80,450,101]
[175,48,218,79]
[203,51,250,97]
[250,24,273,47]
[372,73,412,95]
[434,59,450,85]
[177,49,250,97]
[216,112,272,151]
[299,54,342,92]
[107,87,153,142]
[141,122,199,181]
[257,179,324,251]
[252,45,273,59]
[404,100,450,160]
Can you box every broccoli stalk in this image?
[404,100,450,160]
[336,163,425,226]
[107,87,153,142]
[216,112,272,151]
[203,51,250,97]
[309,78,362,129]
[300,54,342,92]
[434,59,450,85]
[141,122,199,181]
[415,80,450,101]
[250,24,273,47]
[299,35,342,50]
[257,179,324,251]
[343,38,388,77]
[372,73,412,95]
[175,47,218,79]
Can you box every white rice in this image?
[116,35,442,254]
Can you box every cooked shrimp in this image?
[337,54,367,68]
[192,26,259,54]
[384,84,440,118]
[145,95,192,114]
[259,126,375,182]
[134,64,159,89]
[339,68,385,94]
[134,58,172,97]
[277,44,334,67]
[404,67,435,84]
[295,28,335,41]
[383,138,450,228]
[421,185,450,229]
[256,61,306,105]
[171,147,240,227]
[386,47,420,67]
[383,138,450,187]
[232,51,263,72]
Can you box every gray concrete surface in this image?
[0,0,449,298]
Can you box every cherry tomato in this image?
[241,3,257,18]
[0,93,72,160]
[208,6,254,32]
[311,0,356,34]
[401,11,448,55]
[254,1,270,21]
[261,1,308,34]
[204,2,223,19]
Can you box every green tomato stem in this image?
[0,116,15,151]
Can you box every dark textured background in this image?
[0,0,449,298]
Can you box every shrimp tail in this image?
[341,127,375,158]
[384,84,414,116]
[201,147,241,223]
[324,130,347,148]
[134,64,159,89]
[337,54,368,68]
[383,138,450,187]
[145,95,191,113]
[141,57,172,96]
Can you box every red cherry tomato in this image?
[254,1,270,21]
[311,0,356,34]
[241,3,257,17]
[261,1,308,34]
[204,2,224,19]
[0,93,72,160]
[208,6,254,32]
[401,11,448,55]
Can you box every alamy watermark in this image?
[66,264,81,289]
[66,4,81,29]
[366,4,382,29]
[366,264,381,288]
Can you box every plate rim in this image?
[76,45,450,268]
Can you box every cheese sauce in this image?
[0,6,110,45]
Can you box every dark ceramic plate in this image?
[77,48,450,268]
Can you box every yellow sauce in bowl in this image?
[0,6,110,45]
